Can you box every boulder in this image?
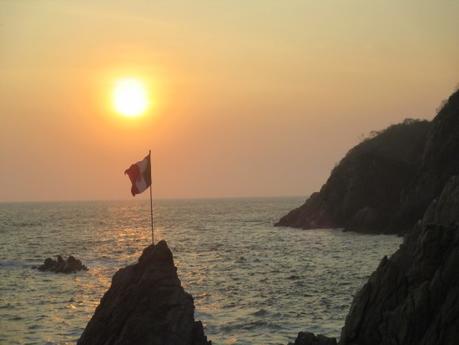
[77,240,211,345]
[36,255,88,273]
[288,331,337,345]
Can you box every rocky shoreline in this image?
[291,175,459,345]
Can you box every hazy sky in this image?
[1,0,458,202]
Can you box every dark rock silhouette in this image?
[288,331,337,345]
[394,90,459,231]
[339,180,459,344]
[277,88,459,234]
[293,175,459,345]
[276,118,431,233]
[422,175,459,226]
[36,255,88,273]
[78,240,211,345]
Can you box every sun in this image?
[113,78,149,117]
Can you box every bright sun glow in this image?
[113,78,149,117]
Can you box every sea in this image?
[0,198,402,345]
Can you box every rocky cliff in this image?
[78,240,211,345]
[276,119,431,233]
[394,90,459,231]
[290,175,459,345]
[338,175,459,345]
[277,89,459,234]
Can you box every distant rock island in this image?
[276,89,459,234]
[78,240,211,345]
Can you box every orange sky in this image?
[1,1,458,202]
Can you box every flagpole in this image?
[149,150,154,245]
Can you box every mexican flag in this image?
[124,153,151,196]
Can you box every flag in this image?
[124,153,151,196]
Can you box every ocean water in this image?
[0,198,402,345]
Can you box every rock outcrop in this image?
[78,240,211,345]
[292,175,459,345]
[277,88,459,234]
[288,331,337,345]
[395,90,459,230]
[339,179,459,344]
[276,119,431,233]
[422,175,459,226]
[35,255,88,273]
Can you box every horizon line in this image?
[0,194,309,204]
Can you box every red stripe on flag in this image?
[124,164,141,196]
[124,154,151,196]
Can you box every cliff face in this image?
[422,175,459,227]
[78,240,211,345]
[339,175,459,345]
[277,89,459,234]
[394,90,459,231]
[290,175,459,345]
[276,119,431,233]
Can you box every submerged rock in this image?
[78,240,211,345]
[288,331,337,345]
[36,255,88,273]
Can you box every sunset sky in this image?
[1,1,458,202]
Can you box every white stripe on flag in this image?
[135,178,148,194]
